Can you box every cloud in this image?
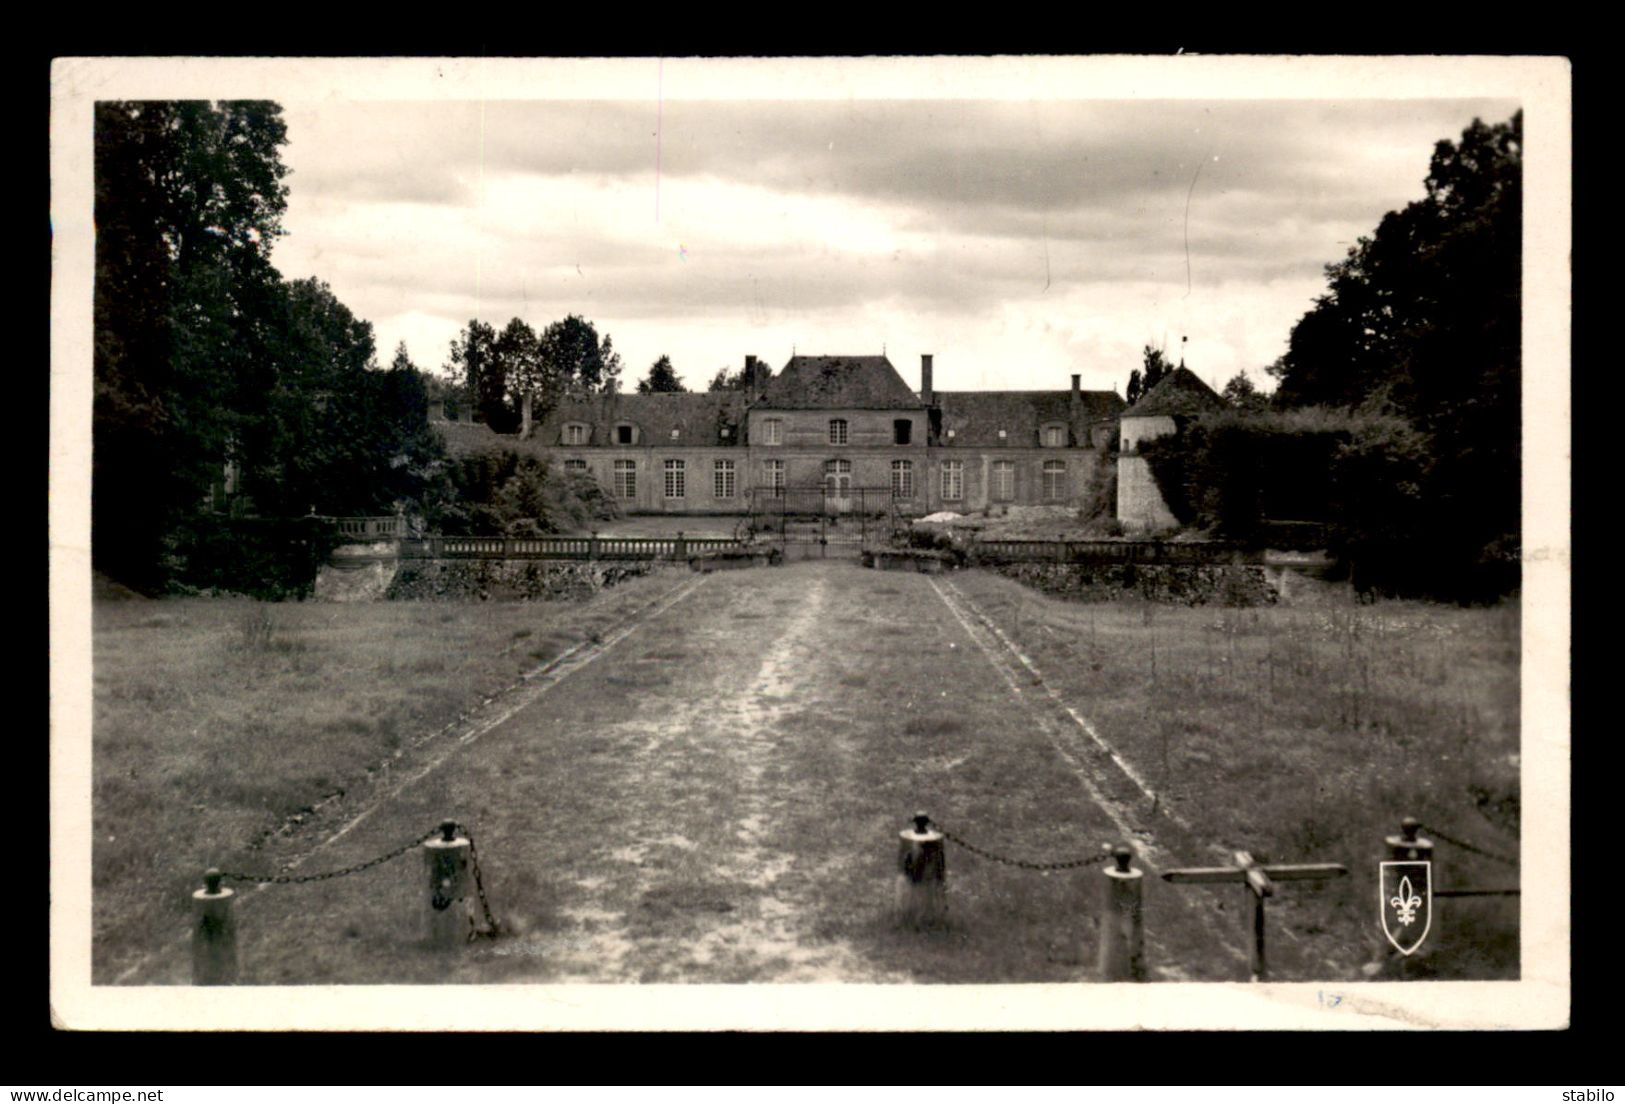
[268,95,1519,394]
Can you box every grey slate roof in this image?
[757,355,922,410]
[1126,366,1227,418]
[534,391,748,447]
[935,389,1125,446]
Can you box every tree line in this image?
[1140,111,1523,601]
[92,101,617,595]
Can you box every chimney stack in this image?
[745,354,760,391]
[921,354,934,406]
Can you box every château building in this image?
[430,353,1127,518]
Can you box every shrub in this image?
[430,448,620,536]
[167,515,343,599]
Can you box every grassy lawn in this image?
[91,562,1521,985]
[948,569,1522,978]
[90,569,691,982]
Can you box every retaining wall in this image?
[384,559,668,601]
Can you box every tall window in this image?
[763,459,785,496]
[761,418,782,445]
[1044,425,1066,447]
[941,460,964,501]
[664,459,686,499]
[993,460,1015,502]
[565,458,588,474]
[824,458,852,494]
[891,459,914,498]
[829,418,848,445]
[714,459,736,499]
[1042,460,1066,500]
[564,424,588,445]
[614,459,636,498]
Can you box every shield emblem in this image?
[1380,861,1432,955]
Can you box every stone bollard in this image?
[1386,816,1435,862]
[191,867,238,985]
[423,819,472,950]
[1098,844,1145,981]
[896,812,947,929]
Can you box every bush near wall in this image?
[989,561,1279,607]
[166,515,344,600]
[1138,408,1514,602]
[425,448,620,536]
[1138,409,1352,540]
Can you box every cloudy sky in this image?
[267,85,1519,397]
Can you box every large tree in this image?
[707,364,750,392]
[251,279,448,517]
[637,354,685,394]
[1142,346,1174,392]
[495,317,548,426]
[1220,370,1269,414]
[1269,111,1522,597]
[539,314,623,398]
[93,100,291,591]
[448,319,505,430]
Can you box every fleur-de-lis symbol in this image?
[1390,875,1422,925]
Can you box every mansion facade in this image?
[432,354,1128,519]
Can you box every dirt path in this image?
[139,561,1247,984]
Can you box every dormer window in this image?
[615,423,636,445]
[670,428,680,440]
[997,429,1007,441]
[563,423,589,446]
[1043,423,1067,447]
[829,418,848,445]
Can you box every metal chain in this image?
[1423,823,1519,867]
[220,828,440,885]
[459,824,501,941]
[935,824,1112,872]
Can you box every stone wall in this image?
[987,561,1279,607]
[1115,454,1180,533]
